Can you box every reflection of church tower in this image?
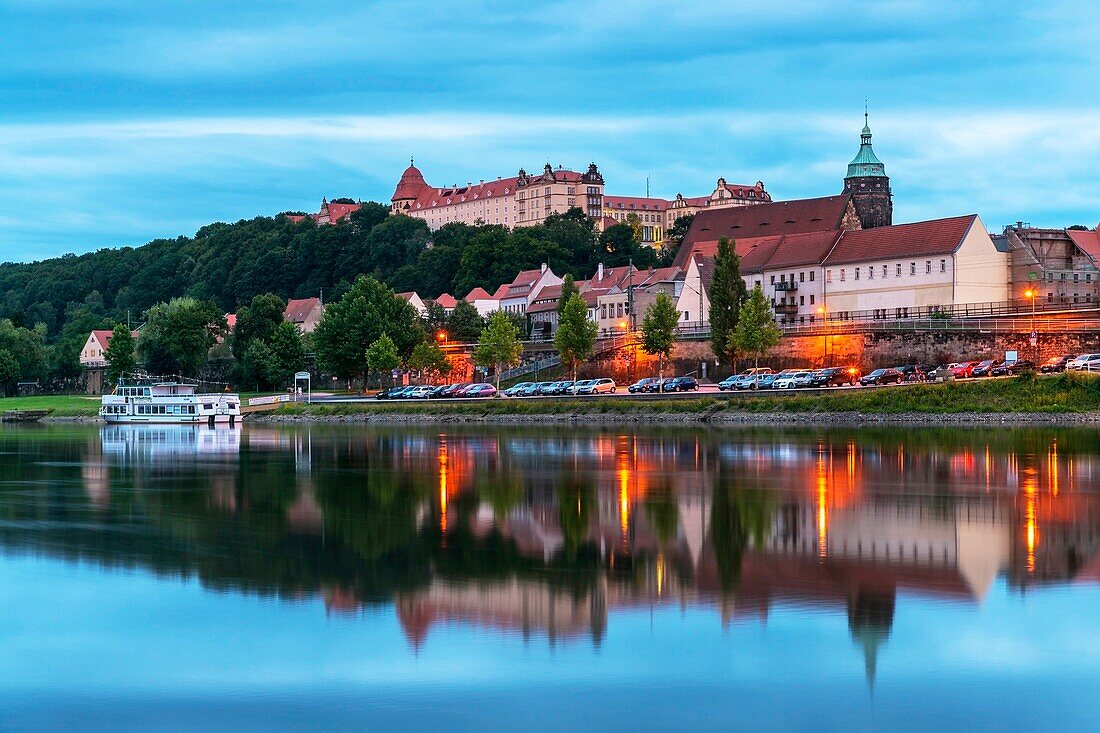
[848,588,894,690]
[842,112,893,229]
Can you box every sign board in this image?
[1005,350,1018,362]
[1027,271,1039,281]
[294,371,311,380]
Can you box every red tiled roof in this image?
[526,300,559,314]
[396,291,419,301]
[532,284,563,303]
[392,164,428,202]
[434,293,457,308]
[491,283,509,299]
[603,195,671,212]
[823,215,977,266]
[1067,229,1100,263]
[716,230,846,273]
[464,287,492,301]
[284,214,307,224]
[409,176,521,212]
[637,266,683,285]
[675,195,854,268]
[284,297,322,323]
[90,329,138,350]
[225,313,238,330]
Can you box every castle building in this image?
[842,112,893,229]
[390,161,605,230]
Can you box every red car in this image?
[950,361,980,378]
[463,383,498,398]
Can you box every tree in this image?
[624,212,644,243]
[267,321,306,385]
[408,341,451,384]
[666,214,694,250]
[231,293,286,363]
[137,298,225,377]
[313,276,420,386]
[640,290,681,379]
[556,274,578,317]
[599,223,656,269]
[365,333,401,388]
[554,292,598,383]
[0,350,19,395]
[709,237,748,365]
[103,323,136,383]
[733,285,782,366]
[446,300,485,343]
[475,310,523,390]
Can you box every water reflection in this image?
[1,424,1098,688]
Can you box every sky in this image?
[0,0,1098,262]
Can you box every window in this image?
[1074,273,1080,283]
[809,294,815,305]
[896,263,902,276]
[800,295,805,305]
[799,272,805,283]
[883,265,888,278]
[940,259,947,273]
[840,268,846,282]
[855,267,860,280]
[868,267,874,280]
[910,262,916,276]
[770,275,775,284]
[601,305,607,319]
[826,270,832,283]
[1061,273,1067,281]
[809,271,815,282]
[925,261,932,274]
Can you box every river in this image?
[0,423,1097,731]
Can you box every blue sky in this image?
[1,0,1098,261]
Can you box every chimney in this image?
[540,262,548,274]
[597,262,604,282]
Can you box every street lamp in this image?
[436,330,447,344]
[619,320,635,381]
[817,306,828,367]
[1023,289,1037,354]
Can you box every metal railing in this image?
[499,355,561,381]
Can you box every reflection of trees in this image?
[643,486,680,547]
[710,472,774,595]
[557,475,595,560]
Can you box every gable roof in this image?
[675,195,854,268]
[1067,229,1100,263]
[823,215,978,266]
[733,230,846,273]
[284,298,322,323]
[433,293,457,308]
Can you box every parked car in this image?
[502,382,534,397]
[569,379,595,395]
[375,385,406,399]
[404,385,433,399]
[450,383,480,397]
[792,371,816,388]
[949,361,981,379]
[537,381,564,395]
[577,377,616,395]
[1040,355,1075,373]
[629,378,658,393]
[860,368,905,386]
[440,383,471,397]
[428,385,451,398]
[772,372,804,389]
[463,383,497,398]
[755,373,782,390]
[717,375,741,391]
[1067,353,1100,371]
[970,359,998,378]
[662,376,699,392]
[991,359,1035,376]
[639,378,668,393]
[549,381,576,395]
[809,367,860,387]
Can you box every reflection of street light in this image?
[817,306,828,367]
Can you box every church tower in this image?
[843,112,892,229]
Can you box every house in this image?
[397,291,428,315]
[284,297,324,333]
[463,287,500,317]
[432,293,458,314]
[80,329,138,368]
[497,264,562,315]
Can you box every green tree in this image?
[0,349,19,395]
[599,223,656,269]
[239,339,279,390]
[422,299,448,336]
[554,292,597,383]
[446,300,485,343]
[733,285,782,366]
[137,298,225,377]
[313,276,420,386]
[365,333,401,388]
[640,290,680,379]
[103,323,136,383]
[408,341,451,384]
[556,274,578,317]
[709,237,748,365]
[624,212,644,243]
[267,321,306,385]
[475,310,523,390]
[231,293,286,363]
[665,214,694,251]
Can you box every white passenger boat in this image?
[100,380,241,425]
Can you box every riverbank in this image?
[253,373,1100,426]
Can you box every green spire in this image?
[847,110,886,178]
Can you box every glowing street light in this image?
[436,330,447,343]
[817,306,828,367]
[1023,289,1037,349]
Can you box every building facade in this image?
[999,223,1100,306]
[842,113,893,230]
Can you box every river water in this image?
[0,423,1098,731]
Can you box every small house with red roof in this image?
[463,287,500,317]
[431,293,458,314]
[284,297,324,333]
[396,291,427,315]
[498,264,562,316]
[80,329,139,368]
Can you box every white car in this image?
[577,377,616,395]
[773,373,804,389]
[1067,353,1100,371]
[793,371,817,387]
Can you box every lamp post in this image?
[619,319,635,382]
[1023,289,1037,355]
[817,306,828,367]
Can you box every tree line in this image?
[1,202,690,389]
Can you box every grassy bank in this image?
[0,395,101,417]
[266,373,1100,419]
